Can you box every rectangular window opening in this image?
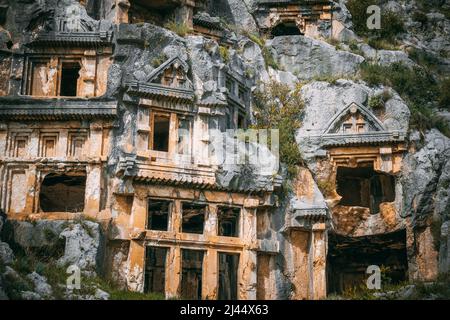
[181,202,206,234]
[177,117,191,155]
[218,206,240,237]
[147,199,171,231]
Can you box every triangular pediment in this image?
[322,102,385,135]
[145,56,192,90]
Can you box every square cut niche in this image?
[40,133,59,157]
[218,253,239,300]
[11,135,29,157]
[336,165,395,214]
[144,246,168,295]
[8,170,27,213]
[181,202,206,234]
[68,132,87,157]
[181,249,204,300]
[218,206,240,237]
[147,199,171,231]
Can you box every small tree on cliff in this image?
[252,81,304,179]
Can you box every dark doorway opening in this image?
[147,199,171,231]
[39,173,86,212]
[336,165,395,214]
[271,22,302,38]
[144,246,167,295]
[218,252,239,300]
[60,62,80,97]
[327,230,408,295]
[152,114,170,152]
[181,249,204,300]
[182,203,206,234]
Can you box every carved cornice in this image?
[25,31,113,48]
[320,131,406,147]
[0,97,117,120]
[126,81,195,102]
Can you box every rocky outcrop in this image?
[401,130,450,277]
[26,272,53,299]
[0,242,14,265]
[57,221,102,276]
[3,219,103,275]
[401,130,450,223]
[267,36,364,80]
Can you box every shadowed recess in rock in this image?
[39,173,86,212]
[327,230,408,294]
[336,165,395,214]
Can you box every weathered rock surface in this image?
[26,272,53,299]
[267,36,364,80]
[5,220,68,249]
[401,129,450,223]
[94,288,110,300]
[57,221,102,275]
[0,241,14,265]
[20,291,42,300]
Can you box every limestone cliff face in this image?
[0,0,449,300]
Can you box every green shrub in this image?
[359,62,450,136]
[262,47,280,70]
[252,81,304,178]
[151,53,167,67]
[219,46,230,64]
[409,48,440,70]
[369,94,385,110]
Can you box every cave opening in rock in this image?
[144,246,167,295]
[218,252,239,300]
[218,206,240,237]
[147,199,171,231]
[39,173,86,212]
[181,202,206,234]
[181,249,204,300]
[336,165,395,214]
[327,230,408,295]
[270,21,302,38]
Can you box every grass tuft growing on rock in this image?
[243,31,281,70]
[219,45,230,64]
[163,20,191,37]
